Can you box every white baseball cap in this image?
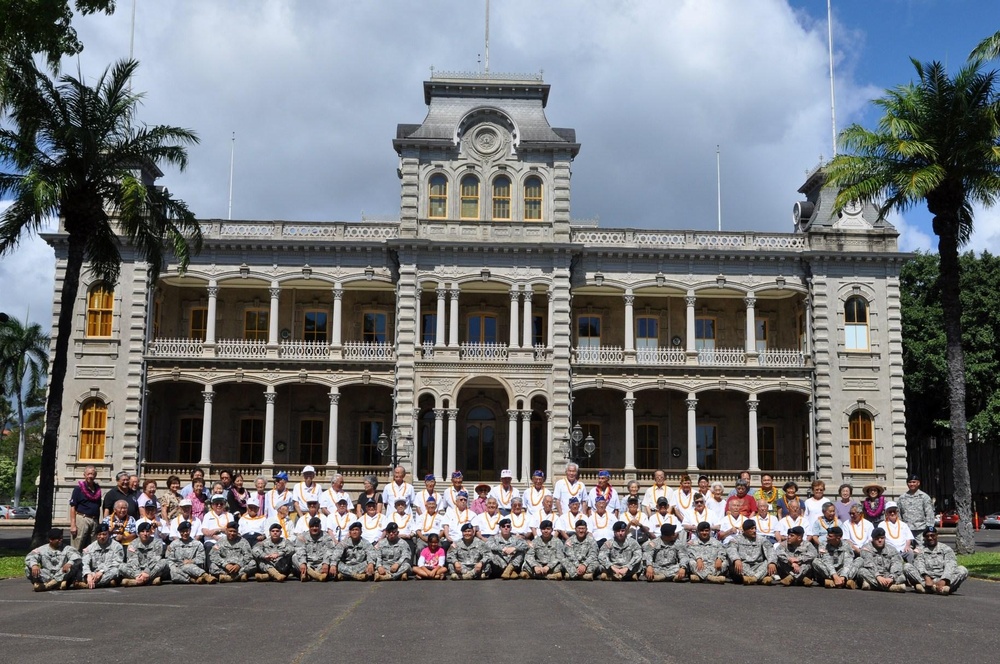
[246,495,260,508]
[302,465,316,474]
[500,469,513,479]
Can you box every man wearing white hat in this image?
[489,470,520,515]
[878,501,916,563]
[239,495,269,547]
[292,466,322,516]
[168,498,203,541]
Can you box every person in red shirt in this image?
[725,479,756,518]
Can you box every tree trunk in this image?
[31,238,85,547]
[13,390,26,508]
[936,222,976,554]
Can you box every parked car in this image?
[983,512,1000,530]
[8,506,33,520]
[0,505,9,519]
[936,510,960,527]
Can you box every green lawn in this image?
[0,548,26,579]
[958,552,1000,580]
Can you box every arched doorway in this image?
[464,405,497,481]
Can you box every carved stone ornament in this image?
[469,123,507,159]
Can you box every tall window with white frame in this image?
[695,317,715,350]
[755,319,769,353]
[303,310,328,342]
[848,411,874,471]
[467,314,498,344]
[86,284,114,338]
[363,312,387,343]
[299,419,324,465]
[460,175,480,219]
[428,174,447,218]
[244,309,268,341]
[844,296,869,351]
[524,175,543,220]
[178,417,203,464]
[421,313,437,346]
[696,424,717,470]
[577,315,601,362]
[190,308,208,341]
[239,418,264,464]
[636,316,658,362]
[78,399,107,461]
[492,175,511,220]
[636,423,659,469]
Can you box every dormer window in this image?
[428,174,448,218]
[524,175,543,220]
[460,175,480,219]
[492,176,511,220]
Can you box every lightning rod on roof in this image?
[828,0,837,157]
[228,133,235,220]
[484,0,490,74]
[716,145,722,232]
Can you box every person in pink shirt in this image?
[471,484,490,515]
[413,533,447,580]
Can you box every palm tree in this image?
[0,58,202,545]
[971,31,1000,61]
[825,58,1000,554]
[0,316,48,507]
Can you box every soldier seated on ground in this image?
[489,517,529,579]
[413,533,448,580]
[166,520,213,584]
[294,516,335,582]
[210,521,254,582]
[81,522,124,589]
[813,526,857,589]
[904,526,969,595]
[857,527,906,593]
[686,521,728,584]
[253,522,296,582]
[726,519,777,586]
[526,519,565,579]
[562,520,599,581]
[375,522,412,581]
[598,521,643,581]
[644,523,688,582]
[446,523,491,580]
[25,528,82,592]
[332,520,377,581]
[122,522,169,587]
[775,525,817,587]
[293,498,328,542]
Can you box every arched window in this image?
[428,174,448,218]
[845,296,869,351]
[460,175,480,219]
[849,411,874,471]
[524,176,543,220]
[79,399,108,460]
[86,284,114,337]
[492,175,511,220]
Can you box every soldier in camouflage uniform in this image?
[525,519,565,579]
[686,521,728,583]
[598,521,643,580]
[375,522,412,581]
[904,526,968,595]
[446,523,491,579]
[294,516,335,581]
[813,526,858,589]
[897,474,936,542]
[857,527,906,592]
[209,521,255,582]
[253,523,295,581]
[81,523,124,589]
[644,523,689,582]
[562,519,599,580]
[726,519,777,585]
[489,517,529,579]
[775,525,817,586]
[25,528,82,591]
[332,521,377,580]
[166,521,213,584]
[122,522,169,586]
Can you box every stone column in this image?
[686,393,698,471]
[623,392,636,470]
[327,389,340,466]
[747,396,760,472]
[547,288,555,348]
[413,280,422,347]
[685,292,697,361]
[267,283,280,347]
[433,408,445,480]
[435,285,447,348]
[623,289,635,353]
[545,410,554,481]
[509,288,520,349]
[745,295,757,362]
[263,386,276,466]
[522,289,534,350]
[446,409,459,478]
[507,409,519,475]
[448,288,460,347]
[205,281,218,345]
[198,386,214,465]
[520,410,531,483]
[804,296,814,358]
[331,284,343,347]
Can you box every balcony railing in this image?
[459,342,509,361]
[697,347,746,366]
[217,338,267,358]
[758,348,806,367]
[573,345,625,364]
[279,340,331,359]
[636,347,686,366]
[147,337,203,358]
[343,341,395,362]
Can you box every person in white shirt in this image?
[617,496,647,544]
[440,471,467,515]
[135,496,169,543]
[555,497,586,540]
[168,499,203,541]
[473,497,504,539]
[292,466,322,516]
[705,481,728,523]
[522,470,551,515]
[843,504,874,554]
[530,495,560,538]
[293,499,329,542]
[447,491,475,538]
[506,497,533,539]
[413,474,442,515]
[382,466,415,515]
[414,496,449,557]
[646,497,683,540]
[751,498,780,544]
[878,501,915,562]
[588,470,620,514]
[717,501,746,545]
[802,480,829,525]
[238,497,269,547]
[809,501,841,549]
[642,470,674,516]
[489,470,520,515]
[776,500,807,543]
[553,463,588,516]
[319,474,353,516]
[263,471,294,520]
[359,499,388,544]
[327,498,355,543]
[587,495,616,547]
[681,494,718,540]
[670,475,698,524]
[201,495,233,549]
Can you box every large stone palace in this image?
[44,71,908,515]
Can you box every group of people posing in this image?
[26,464,966,594]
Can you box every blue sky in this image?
[1,0,999,328]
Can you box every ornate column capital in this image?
[269,287,281,299]
[434,408,446,420]
[544,409,553,421]
[510,289,521,302]
[744,296,757,308]
[686,398,698,411]
[206,286,219,298]
[523,290,534,303]
[450,288,460,301]
[202,390,215,404]
[436,288,447,300]
[333,288,344,301]
[264,391,277,404]
[446,409,459,420]
[507,409,519,422]
[623,294,635,306]
[747,399,759,412]
[519,410,532,422]
[623,397,636,410]
[685,295,697,307]
[329,393,340,406]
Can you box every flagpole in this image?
[828,0,837,156]
[716,145,722,232]
[484,0,490,75]
[228,133,235,220]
